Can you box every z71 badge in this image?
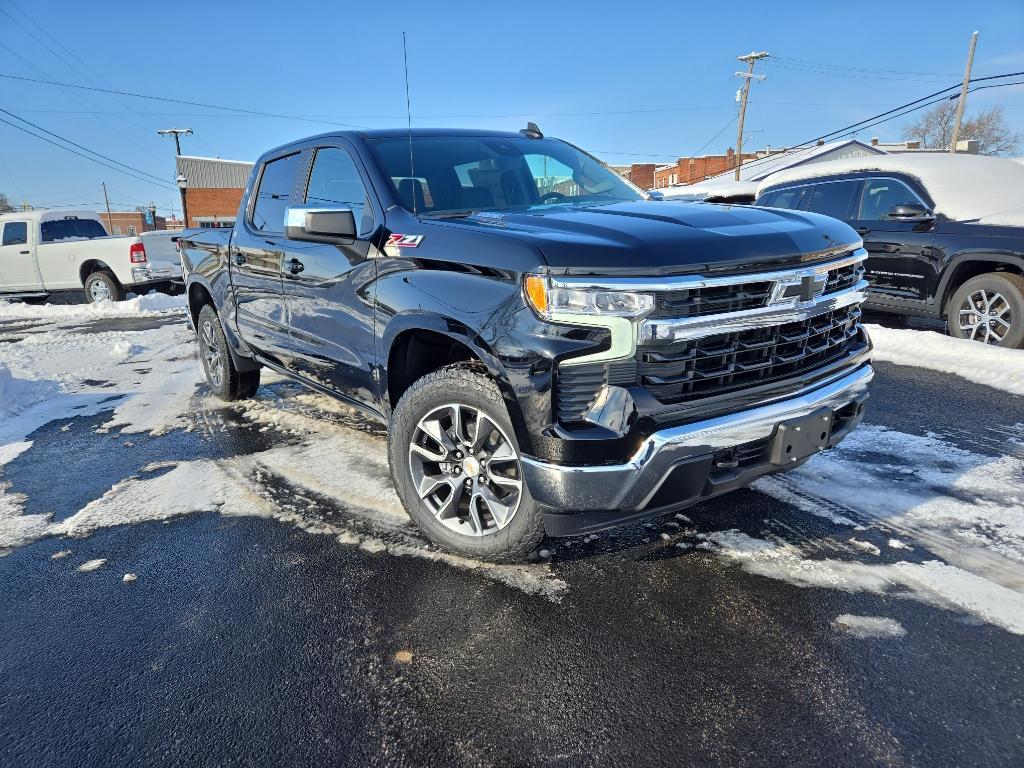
[386,233,424,248]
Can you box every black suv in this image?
[756,155,1024,347]
[181,128,872,561]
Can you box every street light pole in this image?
[949,31,979,153]
[734,51,769,181]
[158,128,193,227]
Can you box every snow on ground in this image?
[867,324,1024,396]
[831,614,907,639]
[703,530,1024,635]
[756,425,1024,589]
[0,293,186,321]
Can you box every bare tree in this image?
[902,102,1021,155]
[0,193,15,213]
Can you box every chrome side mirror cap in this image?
[284,205,357,243]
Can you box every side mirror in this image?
[887,203,933,222]
[284,205,357,243]
[647,190,665,201]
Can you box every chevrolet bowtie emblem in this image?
[769,273,828,305]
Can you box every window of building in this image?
[251,152,302,233]
[2,221,27,246]
[112,225,122,235]
[305,147,374,235]
[803,181,860,220]
[857,178,926,220]
[127,225,137,236]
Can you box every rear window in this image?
[803,181,860,220]
[757,187,805,210]
[40,217,108,242]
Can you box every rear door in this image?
[278,143,381,410]
[229,150,302,365]
[0,220,41,291]
[800,179,861,222]
[850,176,938,305]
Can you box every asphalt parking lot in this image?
[1,300,1022,768]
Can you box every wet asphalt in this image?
[1,312,1023,768]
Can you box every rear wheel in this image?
[197,304,260,400]
[84,271,126,303]
[388,364,545,562]
[948,273,1024,348]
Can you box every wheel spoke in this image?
[471,413,498,452]
[488,472,522,492]
[433,480,465,520]
[477,484,514,528]
[487,441,517,464]
[418,416,457,454]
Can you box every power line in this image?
[768,55,959,78]
[0,108,170,184]
[0,115,175,189]
[0,73,370,129]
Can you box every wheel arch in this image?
[938,254,1024,314]
[79,259,119,286]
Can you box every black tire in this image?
[947,272,1024,348]
[388,363,545,562]
[196,304,261,400]
[83,271,126,303]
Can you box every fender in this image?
[936,251,1024,312]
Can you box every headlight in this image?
[524,274,653,319]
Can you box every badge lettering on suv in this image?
[386,234,424,248]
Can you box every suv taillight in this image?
[130,243,147,263]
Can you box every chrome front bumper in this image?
[521,363,873,515]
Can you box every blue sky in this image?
[1,0,1022,217]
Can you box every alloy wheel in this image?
[408,403,523,537]
[958,289,1012,345]
[89,279,112,302]
[201,320,224,388]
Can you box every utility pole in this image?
[158,128,193,226]
[735,51,769,181]
[949,31,979,153]
[101,181,113,234]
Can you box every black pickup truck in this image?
[181,127,873,561]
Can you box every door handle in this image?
[232,254,246,266]
[856,227,871,236]
[19,250,29,255]
[286,258,304,275]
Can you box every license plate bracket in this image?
[768,407,834,466]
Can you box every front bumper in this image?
[522,363,873,536]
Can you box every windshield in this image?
[370,135,643,216]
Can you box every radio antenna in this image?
[402,32,417,215]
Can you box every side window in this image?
[304,147,374,236]
[2,221,28,246]
[803,181,860,220]
[857,178,925,221]
[251,152,302,234]
[757,187,804,210]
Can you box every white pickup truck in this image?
[0,209,183,303]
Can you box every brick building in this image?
[99,210,167,235]
[653,149,761,189]
[610,163,657,190]
[176,155,254,228]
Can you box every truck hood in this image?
[445,201,859,274]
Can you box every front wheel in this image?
[196,304,260,400]
[948,272,1024,348]
[388,364,545,562]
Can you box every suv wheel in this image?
[948,272,1024,348]
[388,364,545,562]
[196,304,261,400]
[84,271,126,303]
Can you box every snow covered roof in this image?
[758,153,1024,225]
[658,179,760,201]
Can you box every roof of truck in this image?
[0,209,100,223]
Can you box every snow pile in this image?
[757,425,1024,582]
[867,324,1024,396]
[0,364,60,418]
[832,614,907,639]
[0,292,185,321]
[758,153,1024,225]
[704,530,1024,635]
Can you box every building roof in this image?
[176,155,254,189]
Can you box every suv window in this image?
[757,187,805,210]
[803,181,859,220]
[305,147,374,236]
[39,217,107,242]
[858,178,925,220]
[251,152,302,233]
[2,221,27,246]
